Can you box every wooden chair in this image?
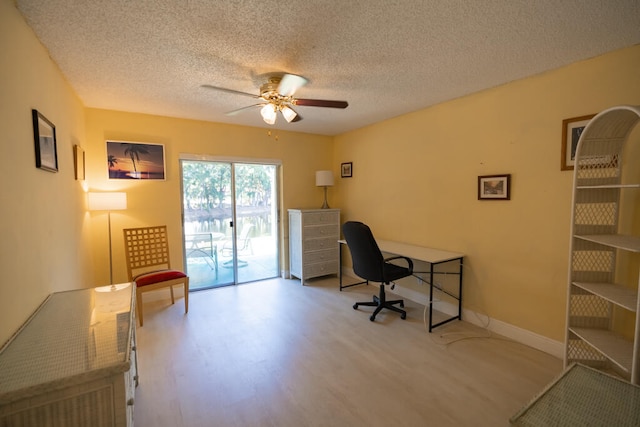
[123,225,189,326]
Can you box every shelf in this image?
[577,184,640,189]
[572,282,638,312]
[569,327,633,375]
[574,234,640,252]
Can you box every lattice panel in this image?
[566,335,607,366]
[575,154,621,181]
[123,226,171,271]
[572,248,615,273]
[575,135,623,184]
[574,203,618,226]
[568,292,610,328]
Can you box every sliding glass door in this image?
[181,159,279,290]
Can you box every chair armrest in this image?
[384,255,414,273]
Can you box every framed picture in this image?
[561,114,595,171]
[106,141,166,180]
[341,162,353,178]
[478,174,511,200]
[74,145,85,180]
[32,109,58,172]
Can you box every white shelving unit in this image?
[565,105,640,384]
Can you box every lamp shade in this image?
[260,104,277,125]
[88,192,127,211]
[315,170,334,187]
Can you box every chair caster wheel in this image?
[353,304,358,310]
[401,313,406,320]
[369,315,376,321]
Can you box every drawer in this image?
[304,249,339,264]
[303,211,339,226]
[305,260,339,278]
[303,237,338,252]
[304,224,338,239]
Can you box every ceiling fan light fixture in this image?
[260,103,277,125]
[281,105,298,123]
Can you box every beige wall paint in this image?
[84,109,334,286]
[0,0,92,345]
[334,45,640,341]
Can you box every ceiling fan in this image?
[202,73,348,125]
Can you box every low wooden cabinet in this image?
[289,209,340,284]
[0,283,138,426]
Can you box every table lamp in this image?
[315,170,334,209]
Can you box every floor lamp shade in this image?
[88,192,127,211]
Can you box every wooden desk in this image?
[339,239,464,332]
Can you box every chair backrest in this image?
[342,221,385,282]
[123,225,173,280]
[238,224,253,241]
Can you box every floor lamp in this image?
[88,192,127,284]
[316,170,334,209]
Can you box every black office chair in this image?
[343,221,414,321]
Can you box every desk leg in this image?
[457,257,463,321]
[428,264,434,332]
[428,257,464,332]
[339,242,367,291]
[339,243,343,290]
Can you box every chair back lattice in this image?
[123,225,173,280]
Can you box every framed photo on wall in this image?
[106,141,166,180]
[74,145,85,180]
[561,114,595,171]
[341,162,353,178]
[478,174,511,200]
[32,109,58,172]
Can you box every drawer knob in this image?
[127,398,135,406]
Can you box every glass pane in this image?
[182,160,234,289]
[234,163,279,283]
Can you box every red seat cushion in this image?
[134,269,187,287]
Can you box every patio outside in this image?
[182,161,279,290]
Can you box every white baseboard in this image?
[341,269,564,359]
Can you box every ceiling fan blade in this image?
[293,98,348,109]
[201,84,260,99]
[225,104,265,116]
[278,74,308,97]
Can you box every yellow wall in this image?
[84,109,333,286]
[0,0,92,344]
[2,0,639,347]
[334,45,640,341]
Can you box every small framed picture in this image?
[32,109,58,172]
[341,162,353,178]
[106,140,166,180]
[478,174,511,200]
[561,114,595,171]
[74,145,85,180]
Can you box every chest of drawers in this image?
[0,284,138,426]
[289,209,340,284]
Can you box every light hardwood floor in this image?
[134,277,562,427]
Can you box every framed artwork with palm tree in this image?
[106,141,166,180]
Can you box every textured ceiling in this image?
[15,0,640,136]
